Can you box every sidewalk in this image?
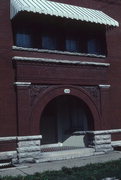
[0,151,121,177]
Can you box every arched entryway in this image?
[40,95,94,146]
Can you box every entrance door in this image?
[40,95,93,145]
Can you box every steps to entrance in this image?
[41,146,83,152]
[0,159,14,169]
[36,148,95,163]
[0,162,12,168]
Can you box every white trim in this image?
[112,140,121,147]
[17,135,42,141]
[0,151,17,160]
[87,129,121,135]
[99,85,111,88]
[0,135,42,142]
[13,56,110,67]
[109,129,121,133]
[72,131,86,135]
[0,162,12,168]
[12,46,106,59]
[74,129,121,135]
[10,0,119,27]
[14,82,31,87]
[0,136,16,142]
[17,146,41,153]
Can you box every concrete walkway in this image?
[0,151,121,177]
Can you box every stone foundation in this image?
[86,130,119,152]
[0,151,17,164]
[17,135,42,163]
[0,135,42,164]
[93,133,113,152]
[0,130,121,164]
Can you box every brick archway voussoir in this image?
[31,85,101,135]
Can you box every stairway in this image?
[36,147,95,163]
[0,159,13,169]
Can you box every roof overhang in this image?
[10,0,119,27]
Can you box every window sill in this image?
[12,46,106,59]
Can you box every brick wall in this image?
[0,0,17,138]
[0,0,121,146]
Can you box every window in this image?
[88,39,98,54]
[16,33,32,48]
[66,38,79,52]
[87,38,105,55]
[12,17,107,56]
[42,34,57,50]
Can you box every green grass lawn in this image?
[1,159,121,180]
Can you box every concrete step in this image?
[36,148,95,163]
[0,162,12,168]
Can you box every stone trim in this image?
[73,129,121,152]
[17,135,42,141]
[112,140,121,147]
[87,129,121,152]
[17,135,42,163]
[0,162,12,168]
[12,56,110,67]
[12,46,106,59]
[0,151,17,163]
[87,129,121,135]
[0,135,42,164]
[18,140,41,147]
[0,131,121,163]
[14,82,31,87]
[17,146,41,153]
[0,136,16,142]
[99,85,111,88]
[88,133,113,152]
[73,131,86,135]
[71,129,121,135]
[0,135,42,142]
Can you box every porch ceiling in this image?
[10,0,119,27]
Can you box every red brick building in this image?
[0,0,121,163]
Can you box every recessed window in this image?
[42,35,57,50]
[87,38,104,55]
[88,39,98,54]
[16,33,32,48]
[66,38,79,52]
[12,17,107,56]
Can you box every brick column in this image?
[14,82,32,136]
